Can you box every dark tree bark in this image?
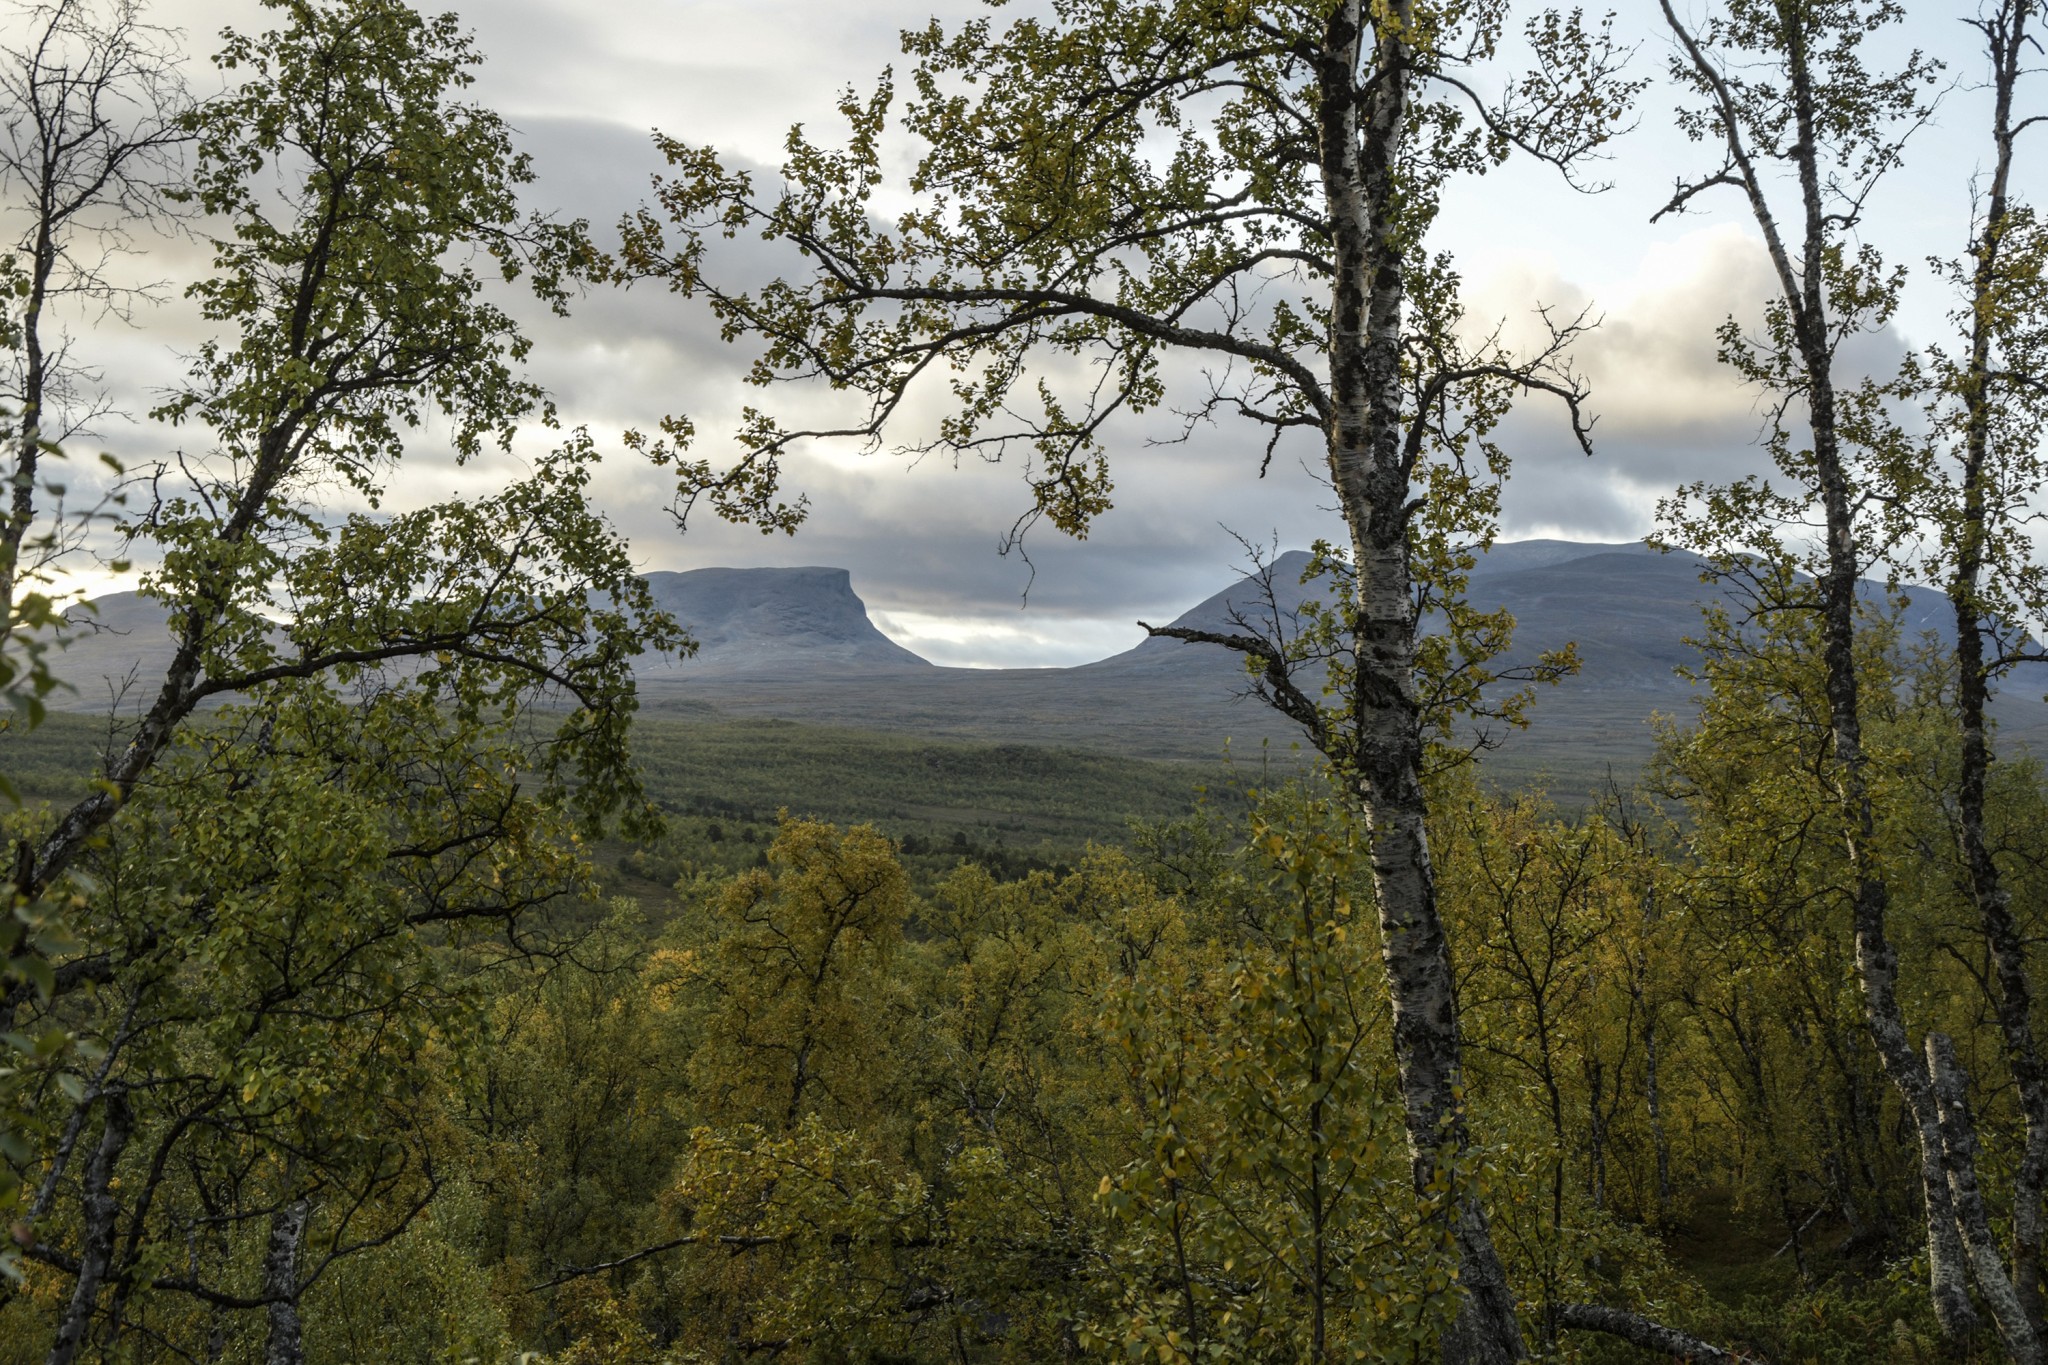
[261,1198,310,1365]
[1658,0,1981,1332]
[44,1087,131,1365]
[1943,0,2048,1330]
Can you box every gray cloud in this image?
[13,1,2005,666]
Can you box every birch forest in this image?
[4,1,2048,1362]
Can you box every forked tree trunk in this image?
[1784,15,1978,1331]
[1851,857,1978,1333]
[1660,0,1982,1334]
[1927,1034,2041,1362]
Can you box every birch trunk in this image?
[0,199,53,649]
[45,1088,131,1365]
[1821,299,1981,1342]
[1586,1058,1607,1213]
[1659,0,1980,1332]
[1948,0,2048,1328]
[1317,2,1525,1356]
[1551,1304,1761,1363]
[1954,540,2048,1325]
[1645,1012,1673,1218]
[1927,1034,2041,1361]
[262,1198,311,1365]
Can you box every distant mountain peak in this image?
[639,565,931,674]
[41,542,2035,788]
[1465,539,1655,576]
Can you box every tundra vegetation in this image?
[0,0,2046,1363]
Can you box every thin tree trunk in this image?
[1824,1146,1868,1250]
[1311,2,1524,1358]
[1733,1009,1808,1281]
[1586,1057,1607,1214]
[262,1198,311,1365]
[1949,0,2048,1331]
[1645,1012,1673,1218]
[1927,1033,2041,1361]
[0,201,53,648]
[45,1087,131,1365]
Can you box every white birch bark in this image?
[1928,1033,2041,1362]
[1316,2,1524,1357]
[262,1198,311,1365]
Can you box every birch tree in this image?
[0,0,189,665]
[1894,0,2048,1333]
[614,4,1765,1360]
[11,680,604,1360]
[1653,0,2037,1352]
[0,0,683,1289]
[3,0,670,907]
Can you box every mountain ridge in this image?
[637,565,930,674]
[32,542,2048,787]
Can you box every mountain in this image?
[1081,549,1321,680]
[40,592,190,712]
[624,543,2048,780]
[637,567,930,674]
[31,545,2048,790]
[1470,544,1702,691]
[34,565,928,706]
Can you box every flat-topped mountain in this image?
[32,544,2047,788]
[34,565,931,704]
[638,566,930,674]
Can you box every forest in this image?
[2,0,2048,1362]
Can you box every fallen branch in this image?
[1770,1199,1829,1260]
[1552,1303,1767,1363]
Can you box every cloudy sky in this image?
[17,0,2025,666]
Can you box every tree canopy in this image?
[3,1,2048,1363]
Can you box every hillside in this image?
[637,565,930,674]
[0,706,1239,905]
[32,541,2048,793]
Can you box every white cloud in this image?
[867,608,1145,670]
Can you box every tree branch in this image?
[1552,1302,1768,1363]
